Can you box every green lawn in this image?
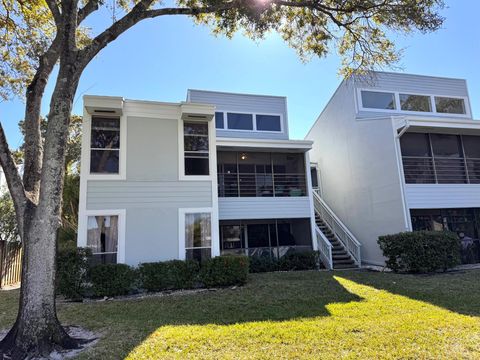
[1,270,480,359]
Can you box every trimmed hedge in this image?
[199,255,249,287]
[249,256,279,273]
[378,231,461,273]
[89,263,136,297]
[279,251,319,271]
[249,251,320,273]
[56,247,92,300]
[139,260,200,291]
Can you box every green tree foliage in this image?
[0,191,19,243]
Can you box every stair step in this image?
[332,254,352,261]
[333,264,358,270]
[334,259,355,265]
[332,250,348,256]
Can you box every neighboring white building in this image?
[78,90,352,269]
[306,72,480,265]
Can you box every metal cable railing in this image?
[217,172,307,197]
[402,156,480,184]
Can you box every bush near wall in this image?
[89,263,136,297]
[199,255,249,287]
[56,247,92,300]
[249,251,320,273]
[139,260,200,292]
[378,231,461,273]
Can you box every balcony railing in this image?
[402,156,480,184]
[218,172,307,197]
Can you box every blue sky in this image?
[1,0,479,149]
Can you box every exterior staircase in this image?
[315,213,357,269]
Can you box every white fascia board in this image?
[393,115,480,132]
[180,102,215,121]
[84,95,124,115]
[215,137,313,151]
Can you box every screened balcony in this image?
[217,151,307,197]
[400,133,480,184]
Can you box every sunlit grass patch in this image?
[126,275,480,360]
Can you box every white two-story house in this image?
[77,90,331,267]
[307,72,480,266]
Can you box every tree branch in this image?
[77,0,101,24]
[23,35,62,197]
[45,0,62,25]
[0,122,27,239]
[79,1,237,65]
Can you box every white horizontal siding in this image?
[355,72,469,97]
[87,181,212,208]
[188,89,289,140]
[218,197,311,220]
[405,184,480,209]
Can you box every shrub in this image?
[139,260,200,292]
[56,247,92,300]
[378,231,461,273]
[199,255,249,287]
[89,263,136,297]
[278,251,319,271]
[249,256,279,273]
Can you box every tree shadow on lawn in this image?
[58,271,364,358]
[338,269,480,318]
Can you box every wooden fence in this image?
[0,241,22,288]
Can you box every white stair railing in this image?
[313,190,361,266]
[315,226,333,270]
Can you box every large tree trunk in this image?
[0,58,82,358]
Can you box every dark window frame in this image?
[90,116,121,174]
[183,121,210,176]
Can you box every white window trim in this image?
[215,110,284,134]
[178,207,218,260]
[357,88,471,118]
[178,118,216,181]
[77,209,126,264]
[81,112,127,181]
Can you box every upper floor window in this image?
[400,94,432,112]
[227,113,253,130]
[256,115,281,131]
[184,121,209,176]
[90,117,120,174]
[361,91,396,110]
[400,132,480,184]
[435,97,466,114]
[359,89,469,117]
[215,112,224,129]
[215,111,283,132]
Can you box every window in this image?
[87,215,118,264]
[215,112,224,129]
[90,117,120,174]
[185,213,211,262]
[256,115,281,131]
[227,113,253,130]
[220,219,312,258]
[435,97,466,114]
[217,151,307,197]
[184,122,209,176]
[361,91,396,110]
[400,94,432,112]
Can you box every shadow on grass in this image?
[338,269,480,317]
[58,271,363,359]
